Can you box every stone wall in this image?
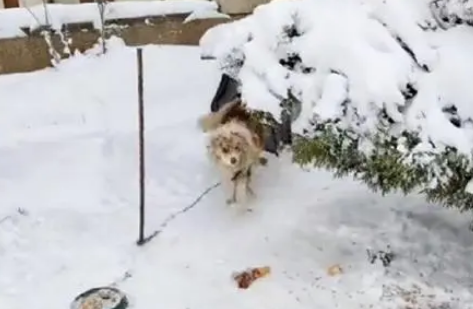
[0,14,243,75]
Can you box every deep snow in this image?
[0,42,472,309]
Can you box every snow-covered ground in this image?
[0,41,472,309]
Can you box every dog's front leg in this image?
[229,173,248,206]
[221,170,237,205]
[226,179,237,205]
[223,182,237,205]
[234,173,257,211]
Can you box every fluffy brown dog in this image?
[198,99,267,206]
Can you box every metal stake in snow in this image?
[136,48,156,246]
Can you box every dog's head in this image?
[210,133,249,171]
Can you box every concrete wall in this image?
[111,0,210,1]
[215,0,270,14]
[19,0,42,7]
[0,14,243,74]
[54,0,80,4]
[2,0,270,14]
[1,0,210,9]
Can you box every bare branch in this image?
[20,0,43,27]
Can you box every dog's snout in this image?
[230,157,237,164]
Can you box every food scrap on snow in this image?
[232,266,271,289]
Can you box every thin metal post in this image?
[136,48,146,246]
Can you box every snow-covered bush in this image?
[200,0,473,211]
[431,0,473,28]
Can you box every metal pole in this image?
[136,48,146,246]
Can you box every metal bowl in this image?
[71,287,128,309]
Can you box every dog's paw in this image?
[258,157,268,166]
[226,198,236,205]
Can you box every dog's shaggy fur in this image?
[198,99,268,206]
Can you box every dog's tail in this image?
[198,99,240,132]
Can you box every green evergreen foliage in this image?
[291,116,473,212]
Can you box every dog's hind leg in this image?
[241,175,256,212]
[246,183,255,198]
[244,168,256,198]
